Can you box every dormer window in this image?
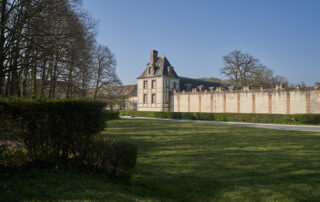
[173,82,177,90]
[167,66,173,76]
[148,67,152,74]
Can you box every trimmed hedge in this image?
[104,110,120,120]
[119,110,320,125]
[0,99,137,179]
[0,99,106,161]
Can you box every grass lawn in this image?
[2,119,320,201]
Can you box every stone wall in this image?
[173,83,320,114]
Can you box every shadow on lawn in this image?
[2,119,320,201]
[132,149,320,201]
[1,158,320,201]
[104,120,320,201]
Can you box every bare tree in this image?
[0,0,121,99]
[250,66,273,88]
[220,50,288,89]
[220,50,261,89]
[92,45,121,100]
[0,0,8,95]
[271,75,288,87]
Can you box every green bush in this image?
[119,110,320,125]
[0,100,137,179]
[84,139,138,179]
[0,146,29,167]
[0,100,106,160]
[104,110,120,120]
[0,99,107,161]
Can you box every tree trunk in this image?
[0,0,7,96]
[4,71,10,97]
[40,60,48,98]
[31,62,37,99]
[49,60,58,98]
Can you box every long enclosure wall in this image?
[173,87,320,114]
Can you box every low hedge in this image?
[0,99,137,179]
[119,110,320,125]
[104,110,120,120]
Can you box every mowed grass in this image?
[2,119,320,201]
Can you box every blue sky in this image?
[82,0,320,86]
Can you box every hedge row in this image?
[119,110,320,125]
[0,99,136,179]
[104,110,120,120]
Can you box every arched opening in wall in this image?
[148,67,152,75]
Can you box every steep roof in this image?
[179,77,221,91]
[100,84,137,97]
[137,57,178,79]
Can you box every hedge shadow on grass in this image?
[2,119,320,201]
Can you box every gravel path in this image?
[120,116,320,132]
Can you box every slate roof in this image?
[137,54,221,91]
[179,77,221,91]
[101,84,137,97]
[137,57,178,79]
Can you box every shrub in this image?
[83,139,138,179]
[0,99,106,161]
[0,99,138,179]
[0,145,29,168]
[104,110,120,120]
[119,110,320,125]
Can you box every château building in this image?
[102,50,320,114]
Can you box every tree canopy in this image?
[0,0,121,99]
[220,50,288,89]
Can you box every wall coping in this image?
[174,87,320,95]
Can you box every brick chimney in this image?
[150,50,158,64]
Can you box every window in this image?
[143,80,148,89]
[173,82,177,89]
[143,94,148,104]
[152,94,156,104]
[152,80,156,89]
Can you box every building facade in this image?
[105,50,320,114]
[137,50,220,111]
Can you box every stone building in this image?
[137,50,220,111]
[105,50,320,114]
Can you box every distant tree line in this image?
[0,0,121,99]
